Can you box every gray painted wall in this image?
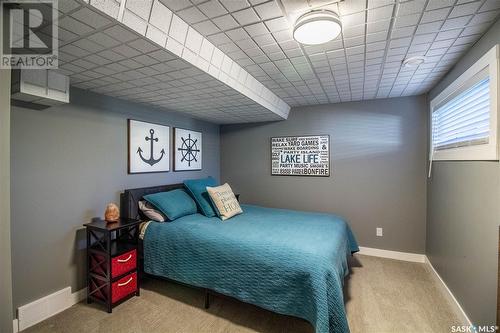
[426,18,500,325]
[221,95,428,253]
[10,88,220,310]
[1,69,14,333]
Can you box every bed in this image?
[120,183,358,333]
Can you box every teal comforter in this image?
[144,204,358,333]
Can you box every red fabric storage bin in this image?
[111,249,136,278]
[112,271,137,303]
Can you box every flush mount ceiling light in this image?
[293,10,342,45]
[402,56,426,68]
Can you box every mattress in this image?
[143,204,358,333]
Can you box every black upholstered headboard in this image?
[120,183,185,220]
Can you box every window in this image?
[430,45,499,161]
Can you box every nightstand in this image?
[83,217,141,313]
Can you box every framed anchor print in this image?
[174,128,202,171]
[128,119,170,174]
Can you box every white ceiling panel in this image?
[148,0,498,106]
[52,0,290,124]
[51,0,500,123]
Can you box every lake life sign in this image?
[271,135,330,177]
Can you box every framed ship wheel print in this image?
[174,128,202,171]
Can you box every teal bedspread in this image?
[144,204,358,333]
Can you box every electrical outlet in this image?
[376,228,383,237]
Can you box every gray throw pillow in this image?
[138,200,166,222]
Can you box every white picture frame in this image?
[174,128,202,171]
[128,119,170,174]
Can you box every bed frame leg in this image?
[204,289,210,309]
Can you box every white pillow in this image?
[206,183,243,221]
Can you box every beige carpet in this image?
[23,255,462,333]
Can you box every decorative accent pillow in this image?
[184,177,218,217]
[143,189,197,220]
[138,200,166,222]
[206,183,243,221]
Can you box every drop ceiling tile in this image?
[58,0,499,119]
[398,0,426,16]
[244,22,269,36]
[122,10,148,35]
[159,0,192,11]
[213,14,239,30]
[367,5,394,22]
[251,33,273,45]
[449,1,482,17]
[59,16,95,35]
[272,29,292,42]
[338,0,366,15]
[343,25,365,38]
[254,1,283,20]
[59,0,81,13]
[478,0,500,12]
[113,44,142,57]
[367,19,391,33]
[366,31,388,43]
[193,20,221,35]
[236,38,258,50]
[412,32,437,44]
[198,0,228,18]
[468,10,499,25]
[129,38,161,52]
[149,1,173,33]
[169,14,189,43]
[146,25,167,46]
[232,7,261,25]
[219,0,250,12]
[435,28,462,40]
[342,11,366,27]
[393,14,420,28]
[461,22,490,36]
[421,7,452,23]
[126,0,153,20]
[90,0,120,19]
[166,37,184,56]
[97,49,126,61]
[103,25,138,43]
[71,7,112,29]
[177,6,207,24]
[430,38,455,49]
[344,36,365,47]
[264,17,290,32]
[185,27,204,52]
[391,26,416,38]
[441,15,472,30]
[416,21,443,34]
[207,32,231,45]
[226,28,250,41]
[61,43,91,57]
[73,39,106,53]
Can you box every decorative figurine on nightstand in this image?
[104,203,120,222]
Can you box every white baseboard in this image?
[358,247,471,327]
[357,246,426,263]
[17,287,85,331]
[425,256,472,327]
[12,252,471,331]
[13,319,18,333]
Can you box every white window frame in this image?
[429,44,499,161]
